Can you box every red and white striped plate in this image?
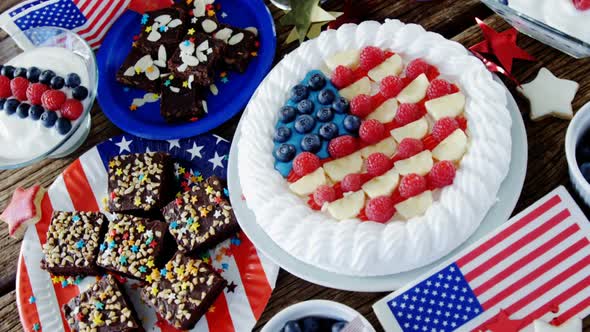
[16,134,279,332]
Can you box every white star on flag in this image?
[168,139,181,150]
[209,152,225,170]
[213,135,229,145]
[115,137,133,153]
[186,142,204,160]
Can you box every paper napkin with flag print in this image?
[373,186,590,332]
[0,0,131,50]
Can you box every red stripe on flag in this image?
[62,159,100,211]
[80,1,126,41]
[74,0,92,14]
[17,261,42,332]
[232,232,273,320]
[481,238,589,310]
[475,245,590,331]
[205,293,235,332]
[551,295,590,326]
[465,209,571,281]
[457,195,561,267]
[473,223,580,296]
[75,0,106,35]
[517,275,590,328]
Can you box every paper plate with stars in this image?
[16,133,279,332]
[96,0,276,140]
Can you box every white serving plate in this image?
[227,75,526,292]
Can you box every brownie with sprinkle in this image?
[162,176,239,253]
[206,21,259,73]
[160,76,208,123]
[97,213,168,280]
[63,275,142,332]
[141,252,226,330]
[116,45,170,93]
[135,7,187,54]
[167,32,225,85]
[41,211,106,276]
[108,152,173,213]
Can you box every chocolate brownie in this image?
[108,152,173,213]
[167,33,225,84]
[116,45,169,93]
[135,7,187,54]
[63,275,142,332]
[174,0,217,20]
[141,252,226,330]
[41,211,106,276]
[160,76,207,123]
[162,176,239,253]
[97,213,168,280]
[213,24,258,72]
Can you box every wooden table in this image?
[1,0,590,331]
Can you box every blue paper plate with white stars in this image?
[96,0,276,140]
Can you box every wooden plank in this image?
[0,290,22,332]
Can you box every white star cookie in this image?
[518,67,579,121]
[534,317,582,332]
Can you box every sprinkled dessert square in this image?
[167,32,225,85]
[162,176,239,253]
[135,7,187,54]
[63,275,142,332]
[97,213,168,280]
[116,45,167,93]
[41,211,106,276]
[212,23,259,73]
[140,252,226,330]
[108,152,173,213]
[160,76,207,123]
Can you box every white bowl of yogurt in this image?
[481,0,590,58]
[0,26,97,169]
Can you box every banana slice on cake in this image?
[326,191,366,220]
[397,74,429,103]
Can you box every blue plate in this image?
[96,1,276,140]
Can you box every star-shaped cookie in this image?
[0,185,45,239]
[534,317,582,332]
[519,67,579,121]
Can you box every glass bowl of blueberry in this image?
[261,300,375,332]
[0,26,97,169]
[565,102,590,206]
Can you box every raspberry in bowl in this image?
[0,27,97,169]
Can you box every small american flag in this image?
[0,0,131,49]
[373,186,590,332]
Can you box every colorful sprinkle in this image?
[29,296,35,304]
[72,215,80,222]
[164,79,171,87]
[137,224,145,233]
[139,266,147,273]
[119,255,128,265]
[75,239,85,249]
[170,221,178,229]
[131,245,139,253]
[94,301,105,310]
[187,28,195,35]
[32,323,41,331]
[145,26,152,33]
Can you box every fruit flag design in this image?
[0,0,131,49]
[273,46,470,222]
[17,133,278,332]
[373,186,590,332]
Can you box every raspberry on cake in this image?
[97,213,168,280]
[162,176,239,253]
[141,252,226,330]
[107,152,173,213]
[41,211,106,276]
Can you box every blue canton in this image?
[387,263,483,332]
[14,0,87,33]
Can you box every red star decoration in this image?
[470,18,535,75]
[484,310,523,332]
[1,186,44,238]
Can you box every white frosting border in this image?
[237,20,512,276]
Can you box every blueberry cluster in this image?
[0,98,72,135]
[281,316,347,332]
[273,71,355,175]
[0,65,89,101]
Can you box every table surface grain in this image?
[1,0,590,331]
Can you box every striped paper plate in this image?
[16,133,279,332]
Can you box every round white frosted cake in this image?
[238,20,512,276]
